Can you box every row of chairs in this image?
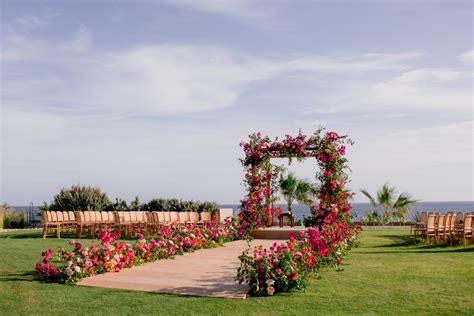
[42,210,214,239]
[413,212,473,246]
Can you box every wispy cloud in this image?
[303,67,472,113]
[458,49,474,64]
[159,0,273,20]
[15,14,49,30]
[2,27,429,119]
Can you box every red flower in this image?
[287,271,299,281]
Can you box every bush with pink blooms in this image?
[35,219,239,284]
[237,226,361,296]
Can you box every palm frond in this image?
[360,189,377,208]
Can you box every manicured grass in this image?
[0,228,473,315]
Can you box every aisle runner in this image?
[78,239,277,299]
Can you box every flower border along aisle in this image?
[36,220,239,284]
[237,128,362,296]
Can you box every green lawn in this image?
[0,228,473,315]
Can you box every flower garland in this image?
[36,219,239,284]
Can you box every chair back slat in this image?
[83,211,91,222]
[130,211,137,223]
[75,211,83,224]
[189,212,199,223]
[169,212,179,223]
[179,212,190,223]
[444,213,452,232]
[43,211,50,224]
[200,212,211,222]
[51,211,58,222]
[426,214,436,229]
[62,211,69,222]
[68,211,75,222]
[419,212,428,224]
[100,211,108,222]
[163,212,170,223]
[455,212,464,224]
[437,214,445,228]
[124,212,131,223]
[56,211,63,222]
[464,215,473,229]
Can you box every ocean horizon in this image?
[220,201,474,220]
[10,201,474,221]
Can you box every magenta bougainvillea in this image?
[237,127,362,295]
[239,127,354,232]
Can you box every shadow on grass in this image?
[357,247,474,254]
[374,234,414,247]
[0,271,36,282]
[0,231,44,239]
[375,234,473,248]
[360,233,474,254]
[0,231,99,240]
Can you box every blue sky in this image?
[1,0,472,205]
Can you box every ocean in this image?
[10,201,474,222]
[220,201,474,221]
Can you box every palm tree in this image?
[393,194,417,222]
[360,183,417,224]
[279,172,317,215]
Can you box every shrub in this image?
[167,199,181,212]
[130,196,142,211]
[104,198,129,211]
[144,198,169,212]
[198,201,218,213]
[1,204,26,229]
[49,185,111,211]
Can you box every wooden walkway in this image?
[77,239,279,299]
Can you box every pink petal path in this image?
[77,239,279,299]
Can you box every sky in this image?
[0,0,473,205]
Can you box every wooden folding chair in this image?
[42,211,61,239]
[453,215,473,247]
[178,212,190,226]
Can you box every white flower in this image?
[74,266,81,273]
[66,268,74,276]
[265,279,275,286]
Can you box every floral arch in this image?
[238,128,354,235]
